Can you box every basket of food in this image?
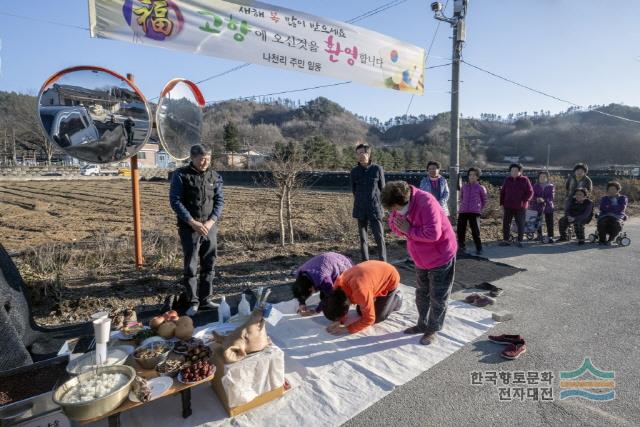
[52,365,135,421]
[133,341,173,370]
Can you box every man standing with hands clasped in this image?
[170,144,224,316]
[350,142,387,262]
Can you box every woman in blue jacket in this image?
[419,161,450,216]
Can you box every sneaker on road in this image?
[501,341,527,360]
[186,304,199,316]
[473,295,496,307]
[489,288,504,298]
[464,293,481,304]
[488,334,524,345]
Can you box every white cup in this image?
[91,311,109,321]
[93,317,111,344]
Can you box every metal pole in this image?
[546,144,550,170]
[448,22,462,218]
[127,73,144,268]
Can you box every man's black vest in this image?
[177,165,220,224]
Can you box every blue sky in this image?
[1,0,640,121]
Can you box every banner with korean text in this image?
[89,0,425,94]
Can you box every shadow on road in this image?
[471,339,514,365]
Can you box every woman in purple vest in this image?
[529,171,556,243]
[292,252,353,316]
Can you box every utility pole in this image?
[546,144,551,170]
[432,0,468,218]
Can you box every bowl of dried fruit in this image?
[133,341,173,370]
[155,358,184,378]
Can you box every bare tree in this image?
[264,144,310,246]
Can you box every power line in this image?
[461,59,640,125]
[0,11,89,31]
[206,65,451,106]
[405,0,450,116]
[205,81,353,105]
[347,0,409,23]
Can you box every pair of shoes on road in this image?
[557,236,568,242]
[404,326,438,345]
[464,293,496,307]
[488,334,527,360]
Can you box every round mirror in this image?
[156,79,205,161]
[37,66,152,164]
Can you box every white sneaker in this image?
[186,304,199,316]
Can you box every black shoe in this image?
[489,288,504,298]
[516,242,524,248]
[578,240,585,246]
[558,237,568,242]
[404,325,426,334]
[499,241,511,247]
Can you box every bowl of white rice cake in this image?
[53,365,136,421]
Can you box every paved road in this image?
[345,219,640,427]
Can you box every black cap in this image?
[190,144,212,157]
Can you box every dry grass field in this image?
[1,178,636,326]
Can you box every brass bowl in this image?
[52,365,135,421]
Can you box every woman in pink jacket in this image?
[381,181,457,346]
[457,167,488,255]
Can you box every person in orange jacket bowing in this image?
[322,260,403,335]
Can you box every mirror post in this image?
[127,73,144,268]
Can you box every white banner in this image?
[88,0,425,94]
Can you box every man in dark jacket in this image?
[170,144,224,316]
[350,143,387,262]
[558,188,593,245]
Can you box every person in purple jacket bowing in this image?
[292,252,353,316]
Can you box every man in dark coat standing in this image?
[170,144,224,316]
[350,143,387,262]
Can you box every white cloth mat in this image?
[97,284,495,427]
